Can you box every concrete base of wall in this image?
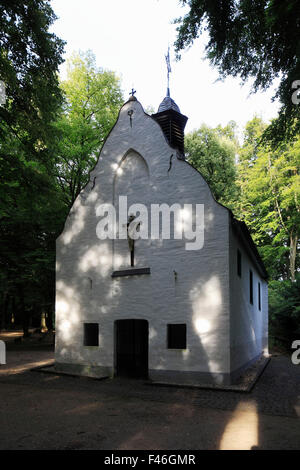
[149,369,232,386]
[149,353,263,385]
[55,362,231,385]
[54,362,112,379]
[55,353,263,385]
[229,352,262,384]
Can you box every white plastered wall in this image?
[229,224,268,374]
[55,99,232,380]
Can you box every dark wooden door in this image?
[115,319,148,379]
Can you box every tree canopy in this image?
[0,44,124,335]
[185,122,239,210]
[174,0,300,142]
[237,116,300,281]
[53,51,123,208]
[269,274,300,349]
[0,0,66,334]
[0,0,65,153]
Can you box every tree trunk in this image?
[45,307,54,332]
[18,285,29,337]
[0,293,9,331]
[11,296,16,327]
[40,312,47,332]
[289,231,298,281]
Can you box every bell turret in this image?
[152,92,188,156]
[152,49,188,156]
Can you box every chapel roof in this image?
[157,94,181,113]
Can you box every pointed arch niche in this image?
[113,149,150,271]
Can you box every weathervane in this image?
[165,46,172,97]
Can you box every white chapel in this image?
[55,89,268,385]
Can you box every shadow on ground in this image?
[0,343,299,450]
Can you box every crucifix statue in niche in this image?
[127,214,140,267]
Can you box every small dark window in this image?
[83,323,99,346]
[258,282,261,311]
[249,270,253,304]
[237,249,242,277]
[167,324,186,349]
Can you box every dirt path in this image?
[0,348,299,450]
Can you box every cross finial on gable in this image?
[129,88,136,97]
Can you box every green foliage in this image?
[269,274,300,349]
[238,116,300,280]
[0,1,66,333]
[0,140,67,333]
[53,51,124,208]
[0,0,65,153]
[174,0,300,142]
[144,105,155,115]
[185,122,240,209]
[0,45,124,333]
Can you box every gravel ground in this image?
[0,347,299,450]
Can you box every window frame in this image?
[249,270,253,305]
[167,323,187,350]
[237,249,242,277]
[83,322,99,347]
